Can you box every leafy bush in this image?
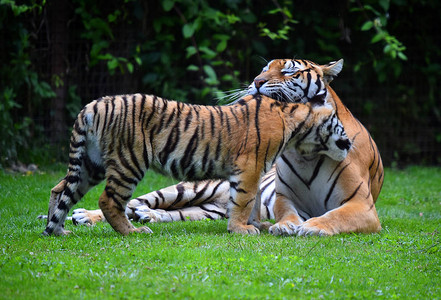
[0,0,440,166]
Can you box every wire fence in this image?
[12,4,441,167]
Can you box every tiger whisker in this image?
[215,88,248,105]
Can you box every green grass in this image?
[0,166,440,299]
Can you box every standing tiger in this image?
[69,58,383,236]
[43,89,351,236]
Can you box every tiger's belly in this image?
[275,149,345,220]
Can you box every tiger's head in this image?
[295,104,351,162]
[248,59,344,104]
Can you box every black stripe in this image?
[200,205,226,218]
[73,119,86,136]
[229,198,240,207]
[117,148,143,182]
[130,96,137,147]
[126,140,145,181]
[368,135,376,171]
[63,186,74,198]
[307,156,325,185]
[181,127,199,171]
[109,97,116,130]
[225,113,232,135]
[260,175,275,194]
[288,107,310,141]
[69,157,82,166]
[154,192,163,208]
[145,96,157,128]
[105,185,131,203]
[215,131,222,160]
[139,100,150,170]
[65,175,80,184]
[229,106,240,124]
[155,101,167,134]
[169,160,179,178]
[263,189,276,207]
[202,212,215,220]
[158,121,180,166]
[105,191,125,212]
[70,139,85,149]
[245,198,254,207]
[201,181,225,204]
[298,210,310,220]
[139,94,146,122]
[108,173,133,191]
[254,98,262,167]
[324,163,350,209]
[170,183,185,207]
[275,169,301,199]
[57,200,68,211]
[328,160,344,182]
[304,71,312,96]
[209,110,215,136]
[50,215,59,224]
[93,101,100,133]
[188,181,210,206]
[340,181,363,206]
[165,107,176,128]
[280,154,309,189]
[184,108,193,131]
[202,146,210,172]
[102,100,109,132]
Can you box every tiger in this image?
[68,58,383,236]
[43,90,351,236]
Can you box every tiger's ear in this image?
[322,59,344,84]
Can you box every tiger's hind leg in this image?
[43,159,104,236]
[98,173,152,235]
[43,179,72,236]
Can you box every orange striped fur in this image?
[43,93,351,236]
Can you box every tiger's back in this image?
[84,94,288,182]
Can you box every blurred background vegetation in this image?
[1,0,440,168]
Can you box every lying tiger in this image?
[43,85,351,236]
[60,58,384,236]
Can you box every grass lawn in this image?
[0,166,440,299]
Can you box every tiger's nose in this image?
[254,78,267,89]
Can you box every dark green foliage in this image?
[0,0,440,166]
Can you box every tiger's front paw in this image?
[129,226,153,234]
[295,218,334,236]
[269,221,298,236]
[228,223,260,235]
